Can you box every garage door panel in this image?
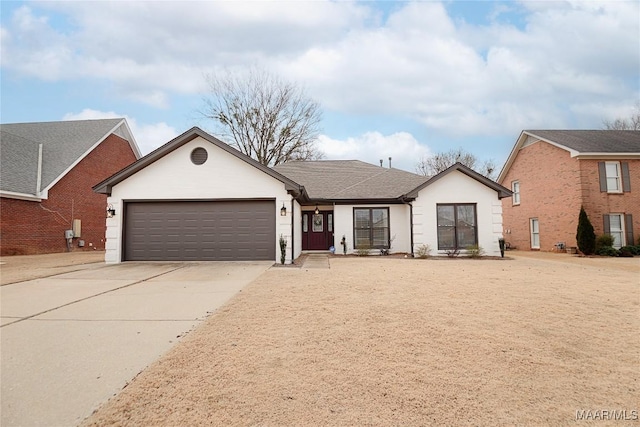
[124,201,276,261]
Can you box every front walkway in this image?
[302,253,330,269]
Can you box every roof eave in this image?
[0,190,43,202]
[498,130,583,182]
[301,197,410,205]
[115,119,142,159]
[574,152,640,159]
[45,118,138,194]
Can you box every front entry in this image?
[302,210,334,250]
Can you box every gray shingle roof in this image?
[525,130,640,153]
[273,160,429,200]
[1,119,132,196]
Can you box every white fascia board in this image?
[0,190,43,202]
[42,119,137,194]
[498,131,576,183]
[522,132,578,157]
[116,119,142,159]
[574,153,640,159]
[497,131,528,184]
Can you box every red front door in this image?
[302,210,334,250]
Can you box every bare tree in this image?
[603,102,640,130]
[416,147,497,180]
[202,68,323,166]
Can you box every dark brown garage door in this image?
[124,201,276,261]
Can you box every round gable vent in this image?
[190,147,208,165]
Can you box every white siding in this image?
[412,171,504,256]
[292,200,302,260]
[105,136,293,263]
[333,204,412,255]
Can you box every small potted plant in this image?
[279,234,287,264]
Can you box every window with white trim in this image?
[607,214,624,249]
[512,181,520,205]
[605,162,622,193]
[530,218,540,249]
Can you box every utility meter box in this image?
[64,229,74,239]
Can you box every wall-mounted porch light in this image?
[314,205,320,215]
[106,204,116,218]
[280,203,287,216]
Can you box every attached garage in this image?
[93,127,304,264]
[124,200,276,261]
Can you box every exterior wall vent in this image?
[190,147,208,165]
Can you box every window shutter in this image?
[598,162,607,192]
[603,215,610,235]
[621,162,631,192]
[625,214,634,246]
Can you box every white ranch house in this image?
[94,127,511,263]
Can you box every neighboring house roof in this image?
[273,160,429,201]
[1,118,140,201]
[499,130,640,183]
[93,127,306,198]
[405,162,512,199]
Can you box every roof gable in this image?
[499,130,640,183]
[408,162,512,199]
[93,127,304,197]
[1,119,140,198]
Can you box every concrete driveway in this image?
[1,259,271,427]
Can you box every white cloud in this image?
[2,1,637,139]
[316,132,431,173]
[1,2,371,106]
[62,109,179,155]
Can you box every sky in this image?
[1,0,638,173]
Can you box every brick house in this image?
[498,130,640,251]
[0,119,140,255]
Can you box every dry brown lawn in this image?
[83,253,639,426]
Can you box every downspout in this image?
[36,143,43,196]
[409,201,414,258]
[290,198,295,264]
[402,196,415,257]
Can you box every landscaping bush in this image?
[445,248,460,258]
[466,244,485,258]
[595,234,615,250]
[415,244,431,259]
[619,245,639,256]
[576,206,596,255]
[618,247,634,257]
[596,246,619,257]
[279,234,287,264]
[355,243,372,257]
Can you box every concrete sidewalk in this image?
[1,259,271,426]
[302,254,331,269]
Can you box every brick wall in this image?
[500,141,582,251]
[580,159,640,245]
[0,134,137,255]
